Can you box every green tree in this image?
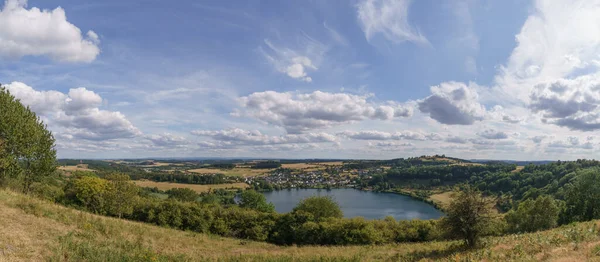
[166,188,198,202]
[104,173,140,218]
[65,175,109,214]
[505,195,559,233]
[238,190,274,213]
[292,196,343,221]
[0,86,56,191]
[561,168,600,223]
[441,186,494,247]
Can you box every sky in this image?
[2,0,600,160]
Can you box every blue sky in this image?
[3,0,600,160]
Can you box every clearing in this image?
[133,180,249,193]
[57,165,95,173]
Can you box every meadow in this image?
[3,189,600,261]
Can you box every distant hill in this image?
[470,159,556,165]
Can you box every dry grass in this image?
[133,180,249,193]
[4,189,600,261]
[512,166,525,173]
[281,162,343,170]
[57,165,95,172]
[429,191,454,208]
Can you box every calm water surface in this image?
[262,188,444,220]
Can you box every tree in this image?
[104,173,139,218]
[0,86,56,192]
[292,196,342,221]
[441,186,494,247]
[166,188,198,202]
[65,175,109,214]
[505,195,559,233]
[561,168,600,223]
[239,190,275,213]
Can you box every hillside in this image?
[2,190,600,261]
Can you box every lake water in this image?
[262,188,444,220]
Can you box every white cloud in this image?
[496,0,600,101]
[530,74,600,131]
[236,90,413,133]
[356,0,428,45]
[0,0,100,62]
[5,81,140,140]
[191,128,338,148]
[418,82,486,125]
[145,133,187,147]
[261,39,324,82]
[338,130,441,141]
[477,129,509,140]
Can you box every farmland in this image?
[133,180,249,193]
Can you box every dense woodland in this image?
[4,85,600,247]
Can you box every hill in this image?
[2,189,600,261]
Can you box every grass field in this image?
[133,180,249,193]
[4,189,600,261]
[428,191,454,208]
[512,166,525,173]
[57,165,96,173]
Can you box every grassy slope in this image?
[2,190,600,262]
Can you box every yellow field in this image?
[187,168,226,174]
[428,191,454,208]
[281,162,343,169]
[133,180,249,193]
[512,166,525,173]
[57,165,95,172]
[3,189,600,261]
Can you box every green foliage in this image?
[0,86,56,191]
[65,175,110,214]
[166,188,198,202]
[561,168,600,223]
[505,195,559,233]
[104,173,139,218]
[441,187,494,247]
[292,196,343,221]
[239,190,275,213]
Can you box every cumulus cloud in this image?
[191,128,338,147]
[0,0,100,62]
[356,0,428,45]
[477,129,509,140]
[236,91,413,133]
[145,133,187,147]
[5,82,140,140]
[547,136,594,149]
[496,0,600,101]
[338,130,441,141]
[531,135,547,144]
[368,141,414,151]
[530,75,600,131]
[445,136,469,144]
[261,39,324,82]
[418,82,486,125]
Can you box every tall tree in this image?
[561,168,600,223]
[0,86,56,191]
[104,173,139,218]
[239,190,275,213]
[293,196,343,221]
[441,186,494,247]
[505,195,559,233]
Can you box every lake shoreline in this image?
[262,188,444,220]
[261,186,447,213]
